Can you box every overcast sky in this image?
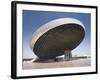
[22,10,91,59]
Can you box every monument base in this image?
[32,54,72,62]
[64,50,72,61]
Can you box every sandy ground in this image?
[23,57,91,69]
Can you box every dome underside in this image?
[33,23,85,59]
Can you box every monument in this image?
[30,18,85,61]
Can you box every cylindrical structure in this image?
[30,18,85,59]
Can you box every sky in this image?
[22,10,91,59]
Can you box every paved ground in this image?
[23,57,91,69]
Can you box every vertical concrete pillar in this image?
[64,50,72,61]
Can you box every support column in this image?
[64,50,72,61]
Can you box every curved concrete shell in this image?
[30,18,85,59]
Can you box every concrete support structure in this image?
[64,51,72,61]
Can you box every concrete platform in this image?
[23,57,91,69]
